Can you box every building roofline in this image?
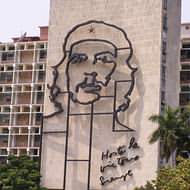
[182,38,190,41]
[38,26,48,28]
[181,22,190,26]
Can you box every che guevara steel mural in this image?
[44,20,139,190]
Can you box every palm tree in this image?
[176,107,190,156]
[149,106,190,162]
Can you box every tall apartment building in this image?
[0,27,48,163]
[180,23,190,107]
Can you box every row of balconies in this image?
[0,63,45,72]
[0,147,40,157]
[0,70,45,84]
[180,92,190,106]
[0,41,47,52]
[0,105,43,113]
[180,70,190,84]
[0,126,40,135]
[180,45,189,106]
[0,91,44,105]
[0,84,44,93]
[0,113,43,126]
[0,42,46,159]
[0,49,47,64]
[181,49,190,62]
[0,134,40,148]
[180,56,190,105]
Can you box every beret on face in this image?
[63,20,131,52]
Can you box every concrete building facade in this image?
[0,27,48,163]
[41,1,181,190]
[180,23,190,108]
[41,0,181,190]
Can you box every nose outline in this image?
[84,71,98,84]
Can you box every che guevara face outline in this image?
[66,39,118,105]
[45,20,137,123]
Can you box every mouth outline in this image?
[75,72,103,93]
[81,83,102,93]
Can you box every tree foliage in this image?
[149,106,190,161]
[134,157,190,190]
[0,155,47,190]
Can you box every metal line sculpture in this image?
[45,20,137,130]
[44,20,137,190]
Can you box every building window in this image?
[0,114,10,125]
[2,128,9,134]
[0,73,6,81]
[30,149,39,156]
[5,86,12,92]
[161,104,165,113]
[36,64,43,70]
[162,65,166,77]
[0,149,8,156]
[27,44,34,49]
[36,92,44,104]
[180,71,190,82]
[162,41,167,55]
[181,64,190,70]
[39,50,47,60]
[31,127,40,135]
[0,93,11,104]
[35,113,42,125]
[161,65,166,88]
[19,45,25,50]
[40,44,45,49]
[0,73,13,82]
[180,93,190,105]
[161,91,165,103]
[181,85,190,92]
[1,52,14,61]
[163,0,167,10]
[8,46,15,51]
[163,14,168,31]
[34,85,42,91]
[181,49,190,61]
[38,71,45,81]
[7,66,13,71]
[182,43,190,49]
[4,107,11,112]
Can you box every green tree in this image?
[149,106,190,161]
[157,157,190,190]
[134,157,190,190]
[134,181,156,190]
[175,107,190,156]
[0,155,47,190]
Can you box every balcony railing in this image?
[180,93,190,105]
[181,49,190,62]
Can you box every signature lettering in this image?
[100,170,133,185]
[101,150,118,160]
[100,161,117,173]
[117,155,139,166]
[102,137,139,161]
[117,145,126,155]
[128,137,140,149]
[100,137,140,186]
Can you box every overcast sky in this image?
[0,0,189,42]
[0,0,50,42]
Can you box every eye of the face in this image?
[95,52,115,63]
[69,53,88,64]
